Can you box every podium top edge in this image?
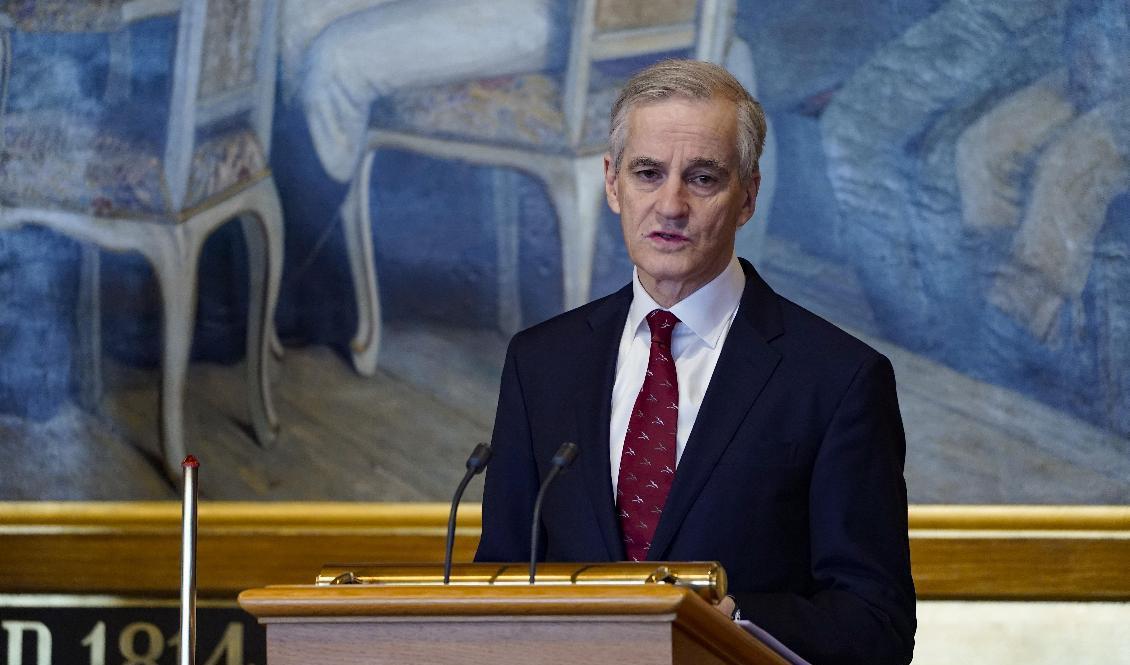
[238,583,702,618]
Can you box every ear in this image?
[736,171,761,228]
[604,153,621,214]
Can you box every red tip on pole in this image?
[182,455,199,468]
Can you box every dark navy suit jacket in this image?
[476,260,916,665]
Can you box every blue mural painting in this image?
[818,0,1130,436]
[0,0,1125,502]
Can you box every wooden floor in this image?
[1,305,1126,504]
[0,323,503,502]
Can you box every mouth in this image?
[648,231,689,244]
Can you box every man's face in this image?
[605,96,759,307]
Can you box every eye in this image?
[634,168,661,182]
[688,173,720,190]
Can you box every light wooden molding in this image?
[1,502,1126,600]
[908,504,1130,532]
[907,504,1130,600]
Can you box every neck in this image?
[638,266,727,309]
[641,281,695,309]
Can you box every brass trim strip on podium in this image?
[316,562,727,603]
[0,502,1126,599]
[240,583,719,619]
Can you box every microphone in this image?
[529,442,579,584]
[444,443,492,584]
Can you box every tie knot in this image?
[646,309,680,346]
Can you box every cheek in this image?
[621,200,649,230]
[621,216,645,252]
[700,204,736,238]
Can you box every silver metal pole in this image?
[179,455,199,665]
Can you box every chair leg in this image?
[544,154,606,310]
[342,149,382,376]
[240,179,283,448]
[149,229,202,481]
[271,328,284,359]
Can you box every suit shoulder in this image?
[739,259,886,373]
[774,293,888,370]
[508,288,628,355]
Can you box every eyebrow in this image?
[627,156,731,174]
[684,158,730,178]
[627,157,663,170]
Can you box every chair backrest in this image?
[562,0,735,149]
[164,0,277,210]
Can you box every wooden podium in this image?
[238,583,790,664]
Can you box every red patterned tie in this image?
[617,309,680,561]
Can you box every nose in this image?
[656,178,690,221]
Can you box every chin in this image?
[637,259,692,283]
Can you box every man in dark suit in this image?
[476,59,916,665]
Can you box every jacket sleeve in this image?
[475,337,543,562]
[733,355,917,665]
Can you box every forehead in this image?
[622,96,739,163]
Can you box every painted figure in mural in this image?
[476,60,916,665]
[958,0,1130,347]
[287,0,771,217]
[821,0,1129,438]
[290,0,560,182]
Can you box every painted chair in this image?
[327,0,741,376]
[0,0,284,479]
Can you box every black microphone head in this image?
[551,441,579,469]
[466,443,492,474]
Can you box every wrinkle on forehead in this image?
[622,98,740,172]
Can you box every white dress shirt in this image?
[609,256,746,493]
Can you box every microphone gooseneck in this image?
[529,442,579,584]
[179,455,199,665]
[444,443,492,584]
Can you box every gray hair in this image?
[609,59,767,185]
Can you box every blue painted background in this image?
[0,0,1126,499]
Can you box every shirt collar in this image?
[627,255,745,349]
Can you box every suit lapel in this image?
[573,285,632,561]
[647,262,785,561]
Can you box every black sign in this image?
[0,599,265,665]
